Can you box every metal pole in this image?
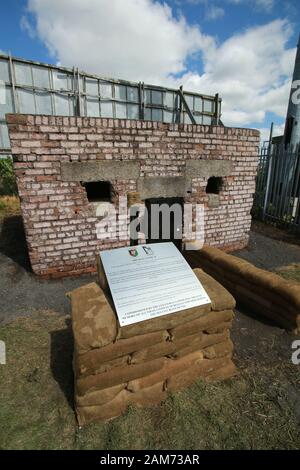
[178,86,196,124]
[263,122,274,219]
[76,68,82,116]
[8,52,18,113]
[139,82,144,120]
[178,86,183,124]
[214,93,219,125]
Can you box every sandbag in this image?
[68,283,117,353]
[130,380,166,407]
[243,266,300,308]
[204,321,232,334]
[193,246,300,313]
[117,303,211,339]
[166,356,232,392]
[204,360,237,382]
[218,277,299,331]
[202,339,233,359]
[76,395,127,426]
[75,383,126,407]
[169,310,234,340]
[215,268,300,320]
[76,357,165,396]
[190,256,226,279]
[130,330,232,364]
[192,261,300,332]
[76,381,166,426]
[74,354,130,377]
[191,245,225,263]
[170,330,230,358]
[96,255,109,294]
[130,332,204,364]
[129,339,176,363]
[126,368,167,393]
[209,254,253,277]
[232,283,298,322]
[193,269,236,311]
[127,350,204,392]
[75,330,169,376]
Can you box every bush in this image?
[0,157,18,195]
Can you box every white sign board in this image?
[99,242,211,327]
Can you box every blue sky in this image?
[0,1,48,61]
[0,0,299,140]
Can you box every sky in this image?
[0,0,299,142]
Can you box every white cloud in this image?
[187,0,275,13]
[166,19,295,126]
[25,0,214,84]
[185,0,225,20]
[254,0,275,12]
[259,123,285,144]
[20,15,36,39]
[205,5,225,20]
[23,1,295,130]
[228,0,275,12]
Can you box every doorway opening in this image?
[145,197,184,250]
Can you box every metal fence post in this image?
[262,122,274,220]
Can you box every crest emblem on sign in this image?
[142,246,153,255]
[129,249,138,257]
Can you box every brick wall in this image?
[7,114,259,278]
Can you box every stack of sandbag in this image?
[186,246,300,334]
[68,268,237,426]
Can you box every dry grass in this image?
[0,311,299,450]
[0,196,21,221]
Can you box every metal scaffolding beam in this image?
[0,53,222,154]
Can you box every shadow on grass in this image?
[235,301,280,328]
[50,319,75,410]
[0,215,31,271]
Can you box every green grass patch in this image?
[276,264,300,283]
[0,196,21,221]
[0,311,299,450]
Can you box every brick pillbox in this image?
[7,114,259,278]
[67,267,237,426]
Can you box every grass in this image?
[0,311,299,450]
[276,264,300,283]
[0,196,21,221]
[0,209,299,449]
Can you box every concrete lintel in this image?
[138,177,186,199]
[185,160,233,180]
[61,160,140,182]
